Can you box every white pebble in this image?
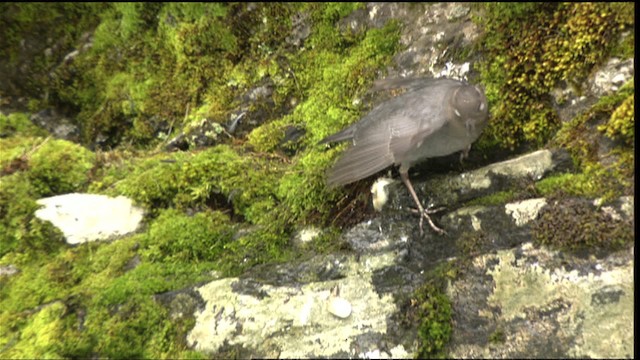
[327,296,352,319]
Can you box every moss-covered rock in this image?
[549,79,634,202]
[141,208,233,262]
[408,265,455,359]
[476,3,634,150]
[27,139,96,196]
[533,197,633,252]
[0,301,66,359]
[0,113,48,138]
[598,92,634,145]
[0,136,92,256]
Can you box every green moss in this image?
[97,153,183,212]
[0,301,66,359]
[0,172,65,257]
[456,230,490,259]
[159,4,234,66]
[141,208,234,263]
[0,113,48,138]
[1,136,97,200]
[535,173,591,197]
[598,93,634,145]
[0,233,215,358]
[88,139,323,276]
[533,197,633,252]
[87,296,164,358]
[27,138,96,196]
[96,146,283,224]
[0,3,105,99]
[0,136,38,176]
[54,294,200,358]
[488,328,506,344]
[548,80,634,202]
[610,29,635,59]
[246,119,290,153]
[413,275,454,359]
[534,164,632,202]
[45,3,236,147]
[464,190,518,207]
[476,3,634,150]
[216,227,293,276]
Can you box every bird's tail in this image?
[318,126,356,144]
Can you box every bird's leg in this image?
[400,170,445,235]
[459,144,471,166]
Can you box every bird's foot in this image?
[410,206,446,235]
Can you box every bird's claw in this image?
[410,206,446,235]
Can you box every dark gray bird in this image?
[320,77,489,234]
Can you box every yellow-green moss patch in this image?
[476,3,634,150]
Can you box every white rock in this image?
[35,193,145,245]
[327,296,352,319]
[504,198,547,226]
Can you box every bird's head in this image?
[452,85,488,119]
[451,84,489,133]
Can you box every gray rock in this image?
[165,118,229,151]
[338,3,482,79]
[445,5,470,21]
[447,242,634,359]
[187,252,407,358]
[504,198,548,226]
[34,193,145,245]
[589,58,634,97]
[287,11,311,47]
[29,109,79,142]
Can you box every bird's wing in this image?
[326,112,444,187]
[326,117,399,187]
[392,116,447,164]
[318,124,357,144]
[387,86,451,160]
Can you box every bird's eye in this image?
[479,102,486,112]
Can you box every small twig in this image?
[26,136,52,157]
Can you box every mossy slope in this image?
[0,2,634,358]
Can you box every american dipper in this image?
[320,77,489,234]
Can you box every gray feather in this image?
[318,125,356,144]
